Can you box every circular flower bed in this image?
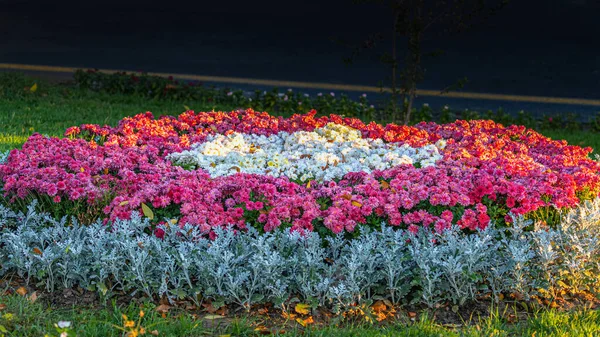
[1,109,599,237]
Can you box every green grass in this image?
[1,293,600,336]
[541,129,600,154]
[2,72,600,153]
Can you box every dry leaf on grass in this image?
[28,292,38,303]
[296,316,314,327]
[16,287,27,296]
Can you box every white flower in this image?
[167,124,445,182]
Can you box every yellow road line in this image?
[2,63,600,107]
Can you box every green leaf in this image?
[141,203,154,220]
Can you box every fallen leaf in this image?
[296,316,314,327]
[0,304,6,311]
[141,203,154,220]
[281,312,297,319]
[119,200,129,206]
[204,314,224,320]
[28,291,38,303]
[294,303,310,315]
[380,180,390,189]
[16,287,27,296]
[210,125,218,133]
[32,247,43,256]
[30,83,38,93]
[254,325,271,335]
[372,300,386,313]
[155,304,170,314]
[340,194,352,200]
[408,311,417,319]
[375,312,387,322]
[150,330,159,336]
[351,200,362,207]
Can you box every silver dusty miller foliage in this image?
[2,199,600,310]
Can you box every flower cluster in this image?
[1,110,599,236]
[167,123,444,182]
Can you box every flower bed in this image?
[1,109,599,237]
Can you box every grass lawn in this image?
[1,72,600,153]
[2,72,600,336]
[2,292,600,337]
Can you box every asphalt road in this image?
[1,0,599,115]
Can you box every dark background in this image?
[1,0,599,113]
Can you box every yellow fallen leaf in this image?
[204,314,224,320]
[281,312,297,319]
[141,203,154,220]
[294,303,310,315]
[30,83,38,93]
[351,200,362,207]
[296,316,314,327]
[16,287,27,296]
[119,200,130,206]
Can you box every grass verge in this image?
[1,293,600,336]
